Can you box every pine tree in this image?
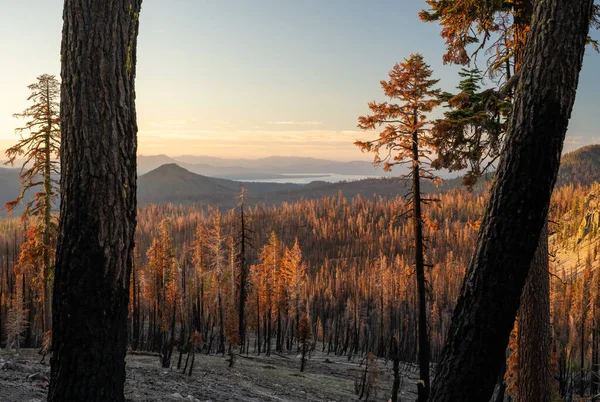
[225,236,240,356]
[5,74,60,332]
[355,53,441,401]
[146,220,177,367]
[432,68,510,188]
[192,221,208,335]
[235,186,251,351]
[283,238,306,351]
[256,232,282,355]
[298,312,310,372]
[209,208,226,355]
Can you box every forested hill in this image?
[556,144,600,187]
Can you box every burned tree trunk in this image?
[411,111,430,402]
[518,222,552,402]
[49,1,142,401]
[429,0,594,400]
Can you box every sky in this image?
[1,1,600,161]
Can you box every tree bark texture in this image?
[517,221,552,402]
[49,1,142,401]
[429,1,593,401]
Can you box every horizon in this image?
[2,141,596,168]
[2,1,600,161]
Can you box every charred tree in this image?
[355,54,441,401]
[236,187,251,352]
[429,1,594,401]
[48,1,142,401]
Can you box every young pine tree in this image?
[355,53,441,402]
[432,68,510,188]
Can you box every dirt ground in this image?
[0,348,419,402]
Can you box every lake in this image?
[239,173,384,184]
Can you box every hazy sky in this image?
[2,1,599,161]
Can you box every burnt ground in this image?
[0,348,419,402]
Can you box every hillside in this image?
[137,163,306,207]
[557,144,600,187]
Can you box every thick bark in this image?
[49,1,141,401]
[517,222,551,402]
[429,1,593,401]
[513,4,551,402]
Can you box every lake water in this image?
[239,173,385,184]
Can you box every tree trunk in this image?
[428,1,593,401]
[412,111,430,402]
[218,286,225,355]
[257,292,261,355]
[238,201,248,350]
[49,1,141,401]
[517,222,552,402]
[391,337,401,402]
[300,343,307,372]
[277,310,282,352]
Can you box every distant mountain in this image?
[138,163,234,200]
[137,154,181,175]
[137,164,306,208]
[557,144,600,187]
[137,154,402,180]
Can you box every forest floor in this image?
[0,347,419,402]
